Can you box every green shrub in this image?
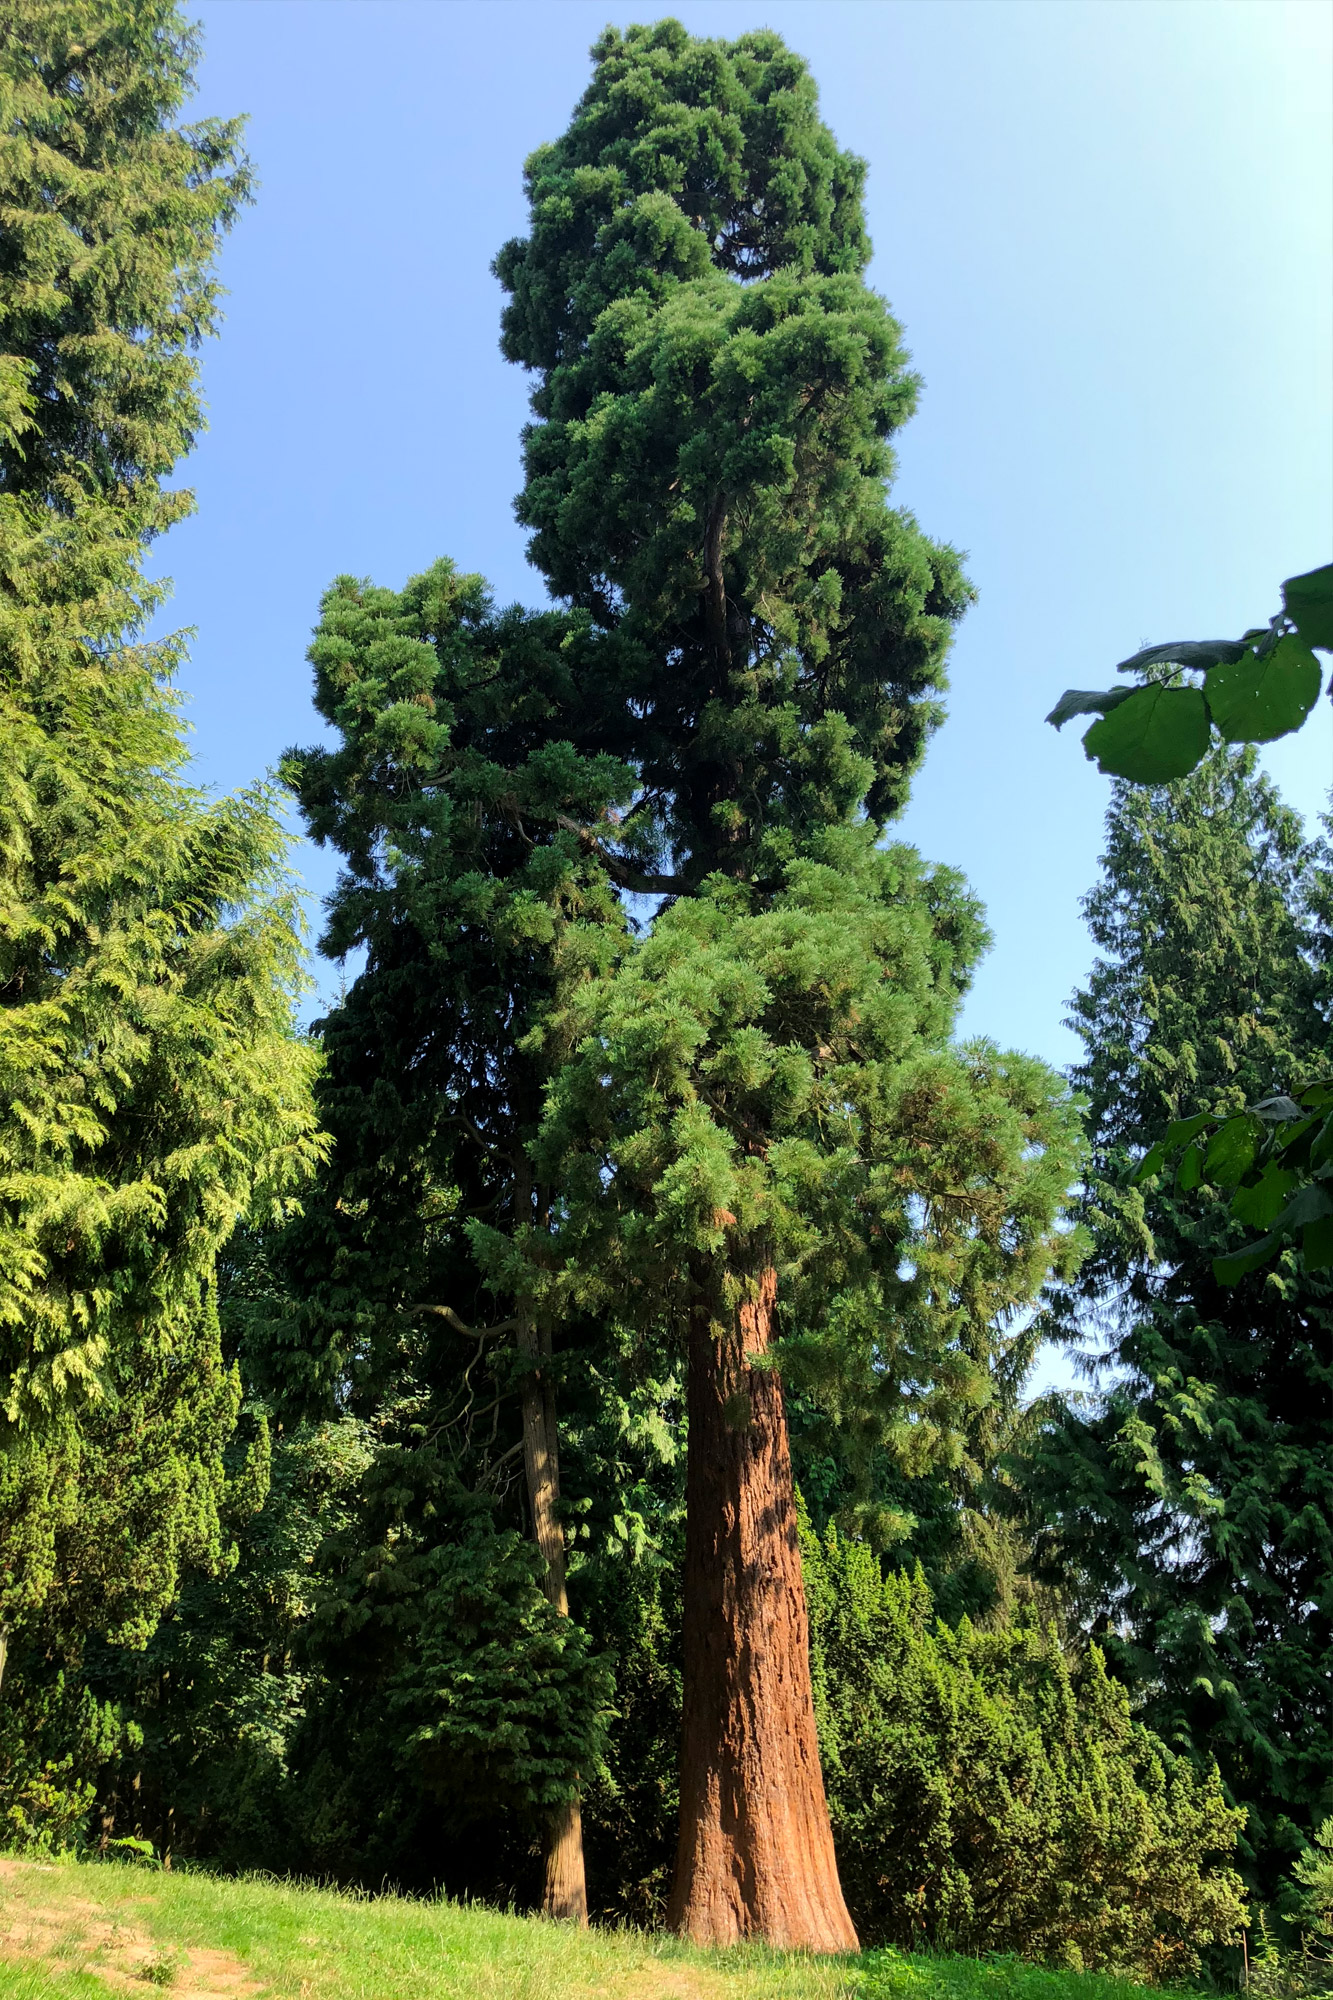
[803,1515,1246,1977]
[1247,1819,1333,1999]
[1293,1819,1333,1950]
[0,1666,133,1853]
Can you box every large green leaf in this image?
[1269,1181,1333,1235]
[1204,1114,1260,1187]
[1115,639,1246,674]
[1303,1215,1333,1270]
[1204,635,1322,743]
[1252,1092,1305,1122]
[1283,562,1333,651]
[1130,1111,1214,1187]
[1046,687,1133,730]
[1231,1164,1295,1228]
[1164,1112,1215,1149]
[1311,1114,1333,1169]
[1214,1231,1283,1286]
[1082,685,1210,781]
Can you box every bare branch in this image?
[440,1111,519,1165]
[409,1304,524,1341]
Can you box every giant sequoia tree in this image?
[527,834,1080,1948]
[493,21,1081,1950]
[1027,749,1333,1901]
[0,0,319,1692]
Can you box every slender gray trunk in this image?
[516,1161,588,1923]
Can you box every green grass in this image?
[0,1853,1161,2000]
[856,1953,1164,2000]
[0,1967,109,2000]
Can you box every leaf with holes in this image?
[1204,635,1322,743]
[1082,685,1210,781]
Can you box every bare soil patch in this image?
[0,1857,262,1998]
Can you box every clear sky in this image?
[168,0,1332,1067]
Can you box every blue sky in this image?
[169,0,1332,1069]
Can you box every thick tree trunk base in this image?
[543,1794,588,1922]
[667,1267,858,1954]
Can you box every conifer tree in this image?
[801,1515,1245,1974]
[0,0,251,518]
[496,22,1080,1948]
[1026,748,1333,1902]
[277,562,637,1918]
[0,1,320,1693]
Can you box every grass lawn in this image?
[0,1854,1161,2000]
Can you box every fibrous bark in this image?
[667,1264,858,1952]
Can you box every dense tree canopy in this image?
[0,0,251,519]
[803,1516,1246,1976]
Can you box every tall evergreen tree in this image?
[494,21,1079,1949]
[275,562,639,1917]
[0,1,319,1698]
[1026,747,1333,1903]
[0,0,251,518]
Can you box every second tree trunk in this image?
[667,1264,858,1952]
[519,1315,588,1924]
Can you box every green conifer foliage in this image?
[1026,749,1333,1901]
[0,0,251,518]
[276,558,633,1434]
[0,396,319,1435]
[526,820,1081,1947]
[0,1,319,1693]
[496,19,971,883]
[531,828,1080,1520]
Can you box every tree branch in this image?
[703,492,729,669]
[553,815,685,895]
[440,1111,519,1165]
[409,1305,523,1340]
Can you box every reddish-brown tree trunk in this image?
[667,1265,858,1953]
[518,1313,588,1924]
